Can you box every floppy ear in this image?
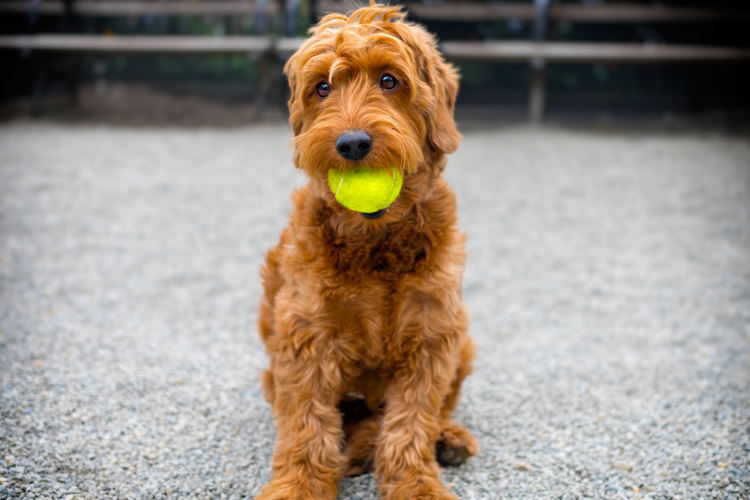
[421,46,461,155]
[283,52,304,136]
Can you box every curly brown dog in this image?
[256,4,477,499]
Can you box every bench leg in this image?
[529,61,546,124]
[66,54,79,105]
[279,70,290,116]
[253,53,272,121]
[29,57,49,117]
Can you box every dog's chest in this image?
[328,223,429,278]
[320,274,418,374]
[318,227,434,369]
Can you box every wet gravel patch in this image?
[0,123,749,500]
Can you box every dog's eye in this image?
[380,74,397,90]
[316,82,330,98]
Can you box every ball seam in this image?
[334,171,344,196]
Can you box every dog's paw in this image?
[345,463,369,477]
[435,422,478,466]
[383,475,458,500]
[254,489,327,500]
[253,483,298,500]
[254,476,337,500]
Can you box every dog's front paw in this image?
[255,475,337,500]
[383,475,458,500]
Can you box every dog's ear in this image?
[420,40,461,155]
[283,52,304,137]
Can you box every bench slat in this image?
[4,36,746,63]
[402,1,750,23]
[0,0,277,16]
[0,34,273,53]
[276,37,305,53]
[440,41,750,63]
[550,4,750,23]
[403,2,533,21]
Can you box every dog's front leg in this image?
[376,355,458,500]
[376,289,464,500]
[255,342,345,500]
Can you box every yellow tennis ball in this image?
[328,167,403,214]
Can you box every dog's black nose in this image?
[336,131,372,161]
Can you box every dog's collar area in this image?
[360,208,388,219]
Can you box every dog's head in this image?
[284,3,460,194]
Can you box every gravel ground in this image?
[1,122,749,500]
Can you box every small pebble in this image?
[512,462,533,471]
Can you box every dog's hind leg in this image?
[261,361,276,405]
[339,397,379,476]
[436,336,478,466]
[258,231,288,406]
[343,415,380,476]
[338,338,478,473]
[436,421,478,467]
[258,233,287,344]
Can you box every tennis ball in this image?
[328,167,403,214]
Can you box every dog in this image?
[256,4,477,499]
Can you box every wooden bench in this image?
[402,1,750,122]
[6,1,750,121]
[0,0,285,116]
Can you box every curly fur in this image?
[256,4,477,499]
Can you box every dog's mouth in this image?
[359,207,389,219]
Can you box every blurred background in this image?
[1,0,750,125]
